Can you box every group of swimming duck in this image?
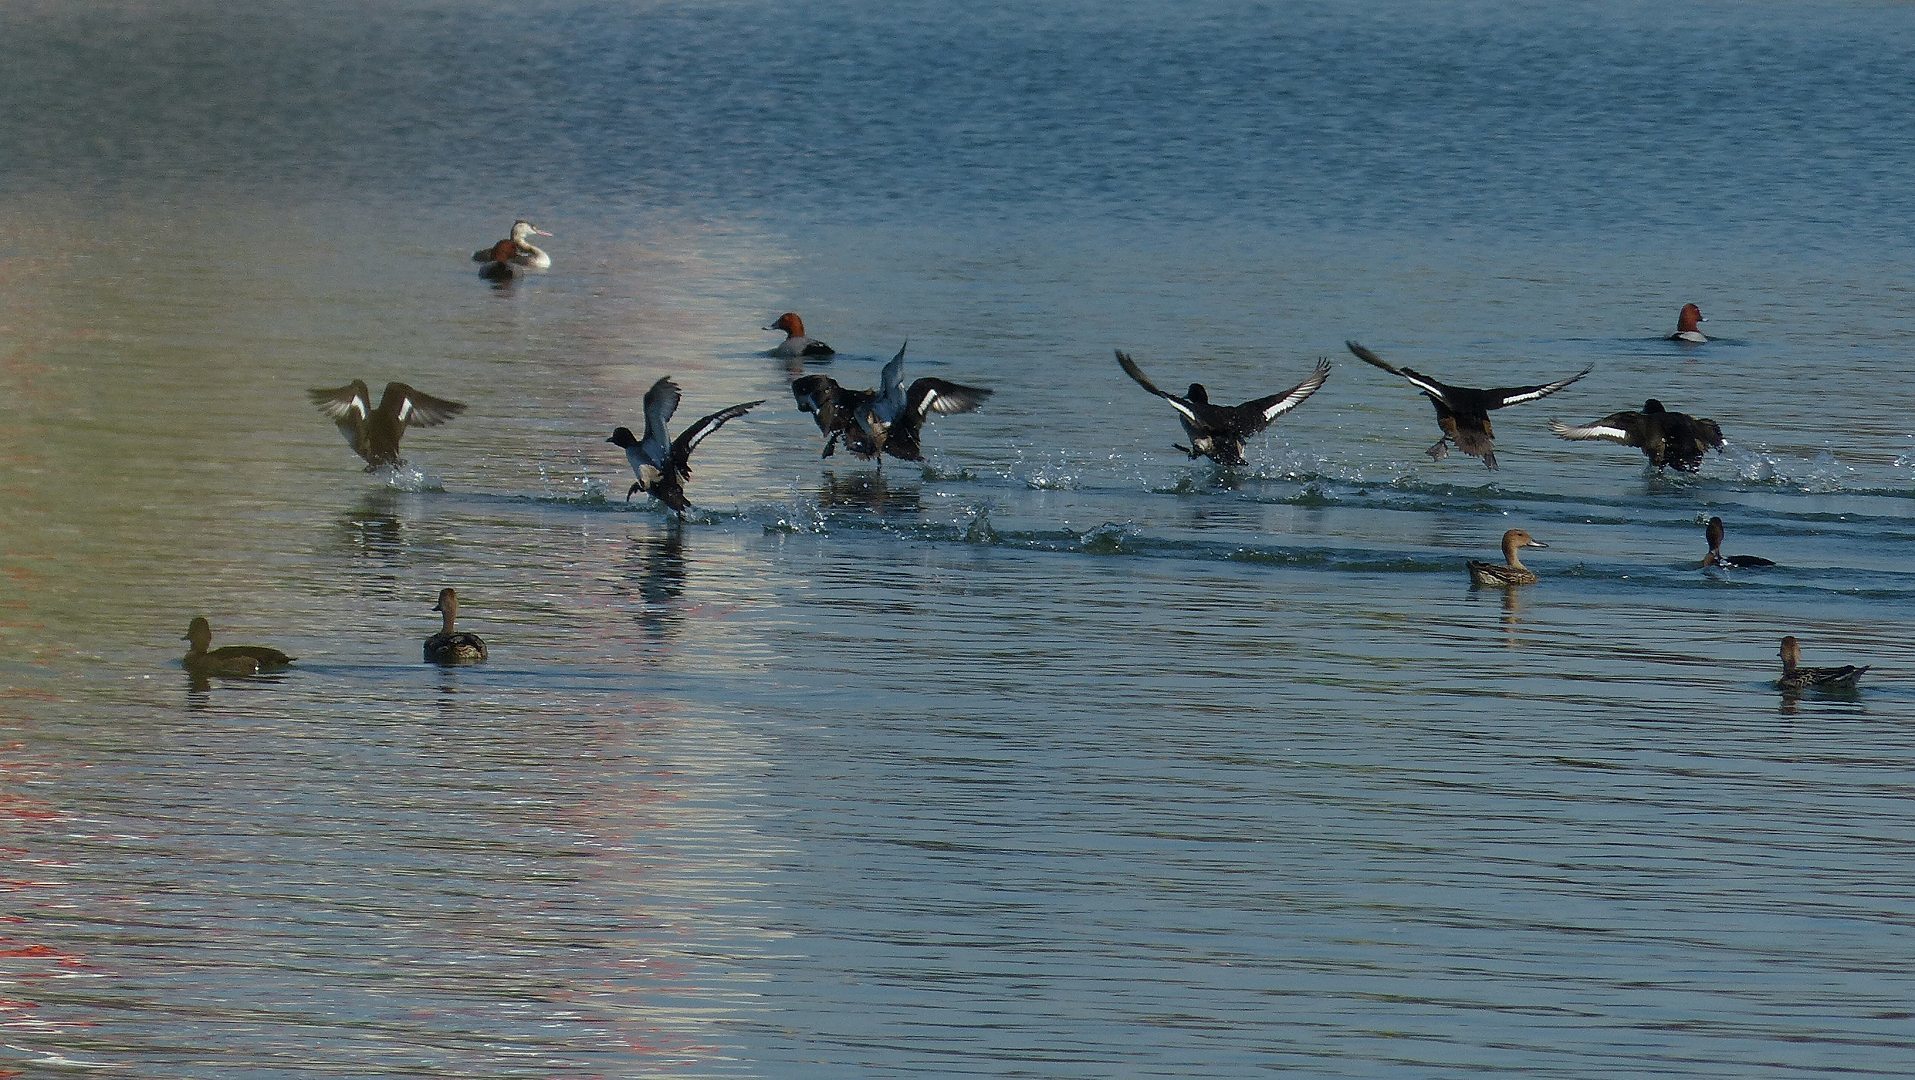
[181,222,1869,693]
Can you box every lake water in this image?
[4,0,1915,1076]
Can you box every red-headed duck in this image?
[309,380,467,470]
[1347,342,1590,469]
[1467,529,1548,586]
[1116,350,1331,466]
[1548,399,1724,471]
[608,378,764,516]
[1670,303,1707,343]
[764,312,835,358]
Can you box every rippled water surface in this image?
[4,1,1915,1076]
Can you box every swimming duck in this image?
[1346,342,1589,469]
[424,588,488,665]
[1702,516,1774,569]
[472,220,553,274]
[765,313,835,358]
[1669,303,1707,343]
[791,373,879,459]
[181,617,294,677]
[1777,635,1868,693]
[1115,350,1331,466]
[1548,399,1725,471]
[608,377,764,516]
[1467,529,1549,586]
[854,343,994,464]
[309,380,467,470]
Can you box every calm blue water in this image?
[3,1,1914,1076]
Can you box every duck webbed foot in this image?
[1173,443,1198,458]
[626,482,643,502]
[1425,438,1450,461]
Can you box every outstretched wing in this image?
[1242,358,1332,425]
[1549,412,1642,446]
[384,383,466,427]
[1345,342,1451,405]
[1484,367,1591,411]
[309,383,370,422]
[639,377,683,461]
[1115,350,1198,423]
[908,378,993,420]
[670,399,765,470]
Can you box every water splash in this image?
[960,506,998,544]
[380,464,444,492]
[1076,521,1136,554]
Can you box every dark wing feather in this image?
[309,383,370,422]
[1345,342,1451,404]
[385,383,467,427]
[1240,358,1332,426]
[1115,350,1199,423]
[669,399,764,473]
[1483,367,1591,410]
[908,378,992,420]
[1549,412,1643,445]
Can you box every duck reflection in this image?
[816,469,920,515]
[618,524,690,642]
[334,488,408,562]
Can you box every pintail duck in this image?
[472,220,552,279]
[1347,342,1589,469]
[791,373,879,459]
[181,617,294,677]
[765,312,835,358]
[424,588,488,664]
[1548,399,1725,471]
[1702,516,1774,569]
[309,380,467,470]
[1777,635,1868,693]
[1115,350,1331,467]
[1467,529,1548,586]
[854,343,993,464]
[608,377,764,516]
[1669,303,1707,343]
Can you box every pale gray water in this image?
[3,1,1915,1076]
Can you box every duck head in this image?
[182,616,213,650]
[510,220,552,242]
[1643,399,1667,414]
[432,587,458,614]
[606,426,639,449]
[1502,529,1547,558]
[1778,635,1802,671]
[1186,383,1210,405]
[766,312,806,336]
[1705,516,1725,550]
[1676,303,1705,333]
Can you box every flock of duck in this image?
[179,221,1871,696]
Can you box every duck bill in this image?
[1526,539,1549,548]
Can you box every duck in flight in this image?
[1114,350,1331,466]
[309,380,466,470]
[1702,517,1773,569]
[852,343,993,465]
[1777,635,1868,693]
[1467,528,1549,587]
[1548,399,1725,472]
[1346,342,1588,469]
[608,378,764,516]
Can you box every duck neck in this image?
[439,606,456,636]
[1503,541,1527,570]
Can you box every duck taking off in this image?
[1548,400,1725,472]
[853,343,993,465]
[1114,350,1331,466]
[1347,342,1589,469]
[608,378,764,516]
[424,588,488,664]
[309,380,466,470]
[1467,529,1549,586]
[791,373,879,459]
